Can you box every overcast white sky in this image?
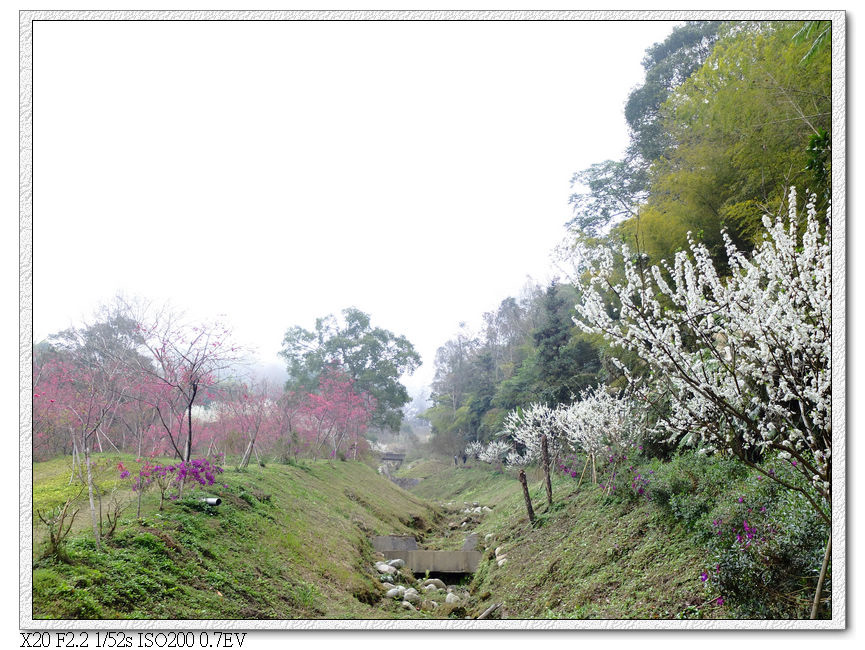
[34,19,681,393]
[10,5,861,643]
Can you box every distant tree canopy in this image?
[568,21,722,237]
[279,307,421,433]
[428,19,831,460]
[569,20,830,267]
[624,20,831,267]
[424,282,604,455]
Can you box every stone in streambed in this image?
[375,562,397,575]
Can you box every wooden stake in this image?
[810,534,831,619]
[576,455,590,490]
[477,603,501,620]
[603,461,618,497]
[518,469,535,525]
[541,434,553,507]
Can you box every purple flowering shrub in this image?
[557,446,655,503]
[698,460,830,618]
[557,453,585,481]
[120,457,225,511]
[574,449,830,617]
[638,453,749,531]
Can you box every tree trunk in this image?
[518,469,535,525]
[70,436,80,485]
[239,435,255,469]
[541,434,553,507]
[184,405,193,462]
[810,534,832,619]
[97,484,103,537]
[83,441,101,551]
[184,383,198,462]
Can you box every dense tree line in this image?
[426,19,831,461]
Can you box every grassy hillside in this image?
[407,462,715,619]
[32,456,443,619]
[34,452,814,620]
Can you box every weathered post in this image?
[477,603,501,620]
[517,469,535,525]
[810,535,831,619]
[541,433,553,507]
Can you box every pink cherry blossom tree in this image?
[215,379,273,469]
[122,303,245,463]
[298,366,375,460]
[33,357,125,550]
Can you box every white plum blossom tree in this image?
[478,440,512,465]
[464,440,483,460]
[502,402,562,464]
[554,386,642,458]
[572,188,831,524]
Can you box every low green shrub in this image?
[697,458,830,618]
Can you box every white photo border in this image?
[19,8,847,631]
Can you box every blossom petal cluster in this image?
[573,188,831,508]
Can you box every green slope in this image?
[408,462,715,620]
[32,454,739,620]
[32,458,441,619]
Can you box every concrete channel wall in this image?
[372,535,482,574]
[401,549,482,574]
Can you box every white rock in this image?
[403,588,420,604]
[497,558,508,567]
[494,546,503,557]
[400,600,414,610]
[387,558,405,569]
[422,578,447,590]
[485,534,493,542]
[446,593,460,604]
[385,588,402,599]
[375,562,397,575]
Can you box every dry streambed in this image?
[369,499,501,618]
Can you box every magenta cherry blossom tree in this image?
[124,304,245,463]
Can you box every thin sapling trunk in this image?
[518,469,536,525]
